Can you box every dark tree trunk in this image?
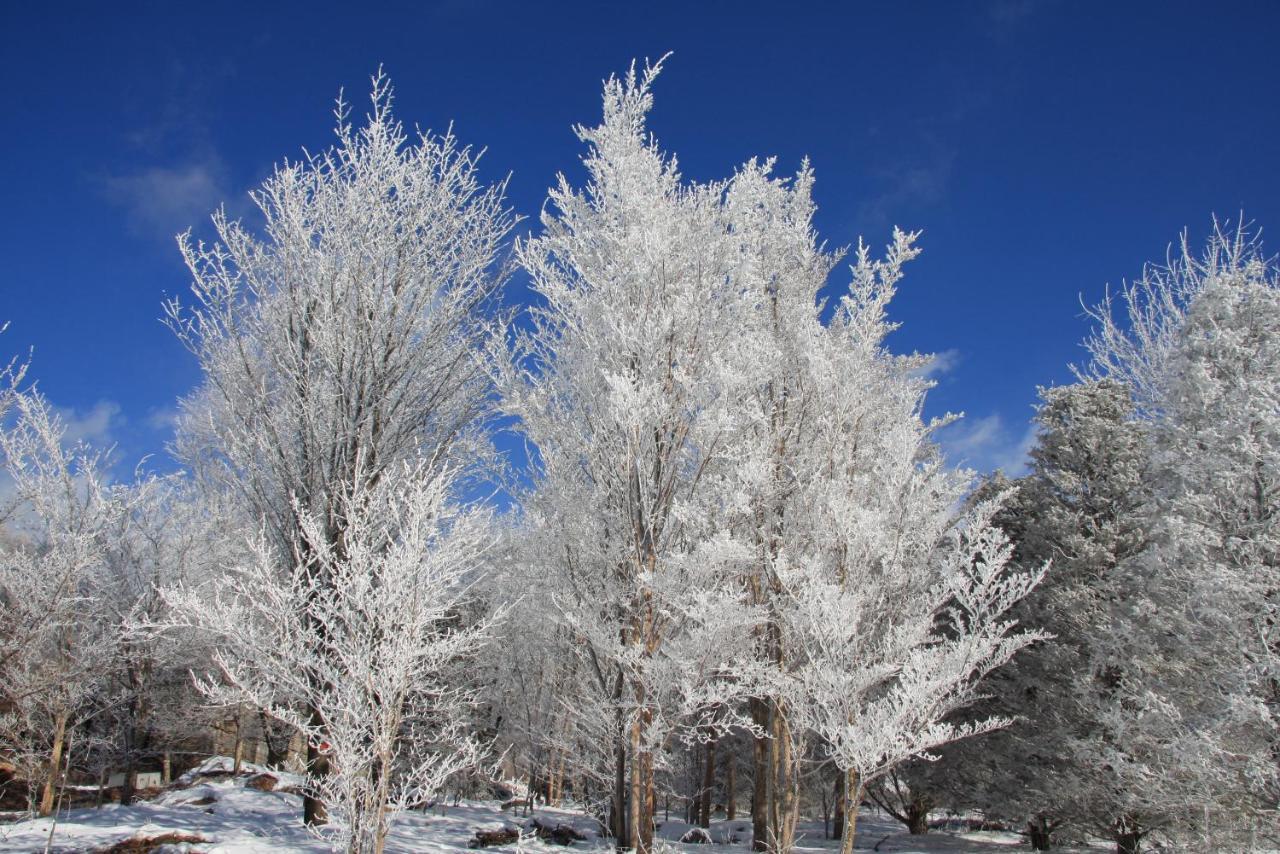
[120,661,151,808]
[831,768,845,840]
[643,748,655,852]
[1027,816,1054,850]
[1113,815,1143,854]
[749,697,770,852]
[120,752,136,807]
[905,793,931,835]
[612,728,627,849]
[1115,831,1142,854]
[698,736,716,827]
[725,754,736,821]
[303,702,329,827]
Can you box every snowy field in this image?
[0,758,1100,853]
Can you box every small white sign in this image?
[134,772,162,789]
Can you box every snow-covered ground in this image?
[0,758,1094,852]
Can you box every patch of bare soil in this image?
[243,773,277,792]
[93,831,207,852]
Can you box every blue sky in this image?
[2,1,1277,476]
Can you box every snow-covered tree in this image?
[708,147,1044,854]
[1081,224,1280,850]
[164,459,495,854]
[165,70,512,824]
[788,486,1043,854]
[492,58,758,853]
[0,383,119,815]
[479,553,597,812]
[99,474,234,803]
[923,381,1150,851]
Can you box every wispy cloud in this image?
[55,400,124,447]
[144,405,180,433]
[856,144,955,235]
[911,347,961,381]
[100,56,248,244]
[937,412,1036,476]
[101,156,231,241]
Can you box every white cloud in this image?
[937,411,1036,476]
[856,146,956,234]
[910,348,961,381]
[102,158,229,240]
[144,405,180,432]
[54,400,123,447]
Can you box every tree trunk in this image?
[725,756,736,821]
[698,737,716,827]
[303,702,330,827]
[39,710,68,817]
[773,711,798,851]
[161,752,172,786]
[628,705,655,854]
[838,770,860,854]
[767,716,780,845]
[642,747,655,853]
[1113,815,1143,854]
[906,793,936,839]
[629,716,642,853]
[750,697,770,851]
[120,748,136,806]
[120,663,150,808]
[232,726,245,775]
[1027,816,1053,850]
[1115,831,1142,854]
[906,795,930,835]
[611,729,627,849]
[549,754,559,807]
[832,770,845,841]
[550,749,567,807]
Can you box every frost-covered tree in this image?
[492,59,758,853]
[1081,224,1280,850]
[166,70,512,824]
[99,474,232,804]
[710,147,1044,854]
[164,460,495,854]
[926,381,1149,851]
[790,490,1043,854]
[0,383,119,815]
[0,378,221,816]
[925,226,1279,854]
[479,556,597,812]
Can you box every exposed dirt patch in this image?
[180,795,217,806]
[93,831,207,852]
[243,773,278,792]
[469,827,519,848]
[529,818,587,845]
